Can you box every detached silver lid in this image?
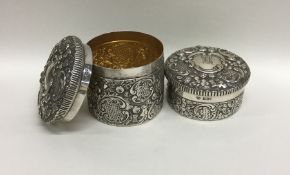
[165,46,250,96]
[38,36,92,124]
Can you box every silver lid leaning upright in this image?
[165,46,250,120]
[38,36,92,124]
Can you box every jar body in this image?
[167,84,244,121]
[88,67,164,126]
[86,31,164,126]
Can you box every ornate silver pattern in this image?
[167,84,244,120]
[88,67,164,126]
[38,36,91,123]
[165,46,250,96]
[165,46,250,120]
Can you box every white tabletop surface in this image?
[1,0,290,174]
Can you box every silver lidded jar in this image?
[38,31,164,126]
[165,46,250,121]
[87,32,164,126]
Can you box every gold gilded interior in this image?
[87,31,163,69]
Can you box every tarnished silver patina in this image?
[88,61,164,126]
[87,31,164,126]
[165,46,250,120]
[38,36,92,124]
[38,32,164,126]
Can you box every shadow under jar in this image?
[87,32,164,126]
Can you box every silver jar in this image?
[165,46,250,121]
[38,31,164,126]
[87,32,164,126]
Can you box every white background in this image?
[1,0,290,174]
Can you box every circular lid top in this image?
[165,46,250,96]
[38,36,92,124]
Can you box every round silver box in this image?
[87,32,164,126]
[38,31,164,126]
[165,46,250,120]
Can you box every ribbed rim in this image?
[53,36,85,122]
[167,78,250,97]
